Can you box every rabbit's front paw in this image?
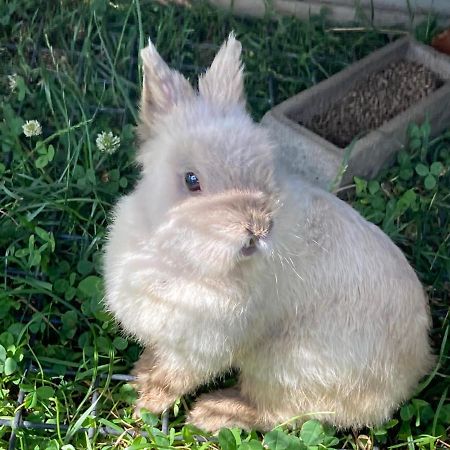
[132,347,178,417]
[133,386,176,418]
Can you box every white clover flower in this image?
[22,120,42,137]
[8,74,17,92]
[96,131,120,155]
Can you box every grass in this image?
[0,0,449,449]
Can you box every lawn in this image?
[0,1,449,449]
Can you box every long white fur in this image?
[104,34,433,429]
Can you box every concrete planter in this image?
[262,36,450,189]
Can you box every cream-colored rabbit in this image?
[103,34,433,432]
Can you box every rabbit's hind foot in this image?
[187,387,273,433]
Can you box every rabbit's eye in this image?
[184,172,201,192]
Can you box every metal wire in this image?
[7,389,25,450]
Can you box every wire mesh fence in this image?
[2,361,214,449]
[3,239,130,449]
[1,368,140,450]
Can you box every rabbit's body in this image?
[104,35,432,432]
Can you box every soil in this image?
[299,60,442,148]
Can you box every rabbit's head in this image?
[136,34,280,277]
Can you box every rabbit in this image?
[103,33,433,433]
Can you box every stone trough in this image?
[261,36,450,189]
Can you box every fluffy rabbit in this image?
[104,34,433,432]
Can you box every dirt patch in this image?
[299,60,442,148]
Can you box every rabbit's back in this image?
[236,177,432,427]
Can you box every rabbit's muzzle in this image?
[161,189,276,273]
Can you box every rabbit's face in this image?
[135,35,279,276]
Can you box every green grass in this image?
[0,0,449,449]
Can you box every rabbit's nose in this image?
[247,218,273,239]
[242,235,258,257]
[241,218,273,257]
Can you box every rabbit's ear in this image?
[198,33,245,109]
[139,39,194,132]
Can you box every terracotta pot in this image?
[432,30,450,56]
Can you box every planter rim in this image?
[208,0,450,27]
[312,0,450,14]
[268,36,450,156]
